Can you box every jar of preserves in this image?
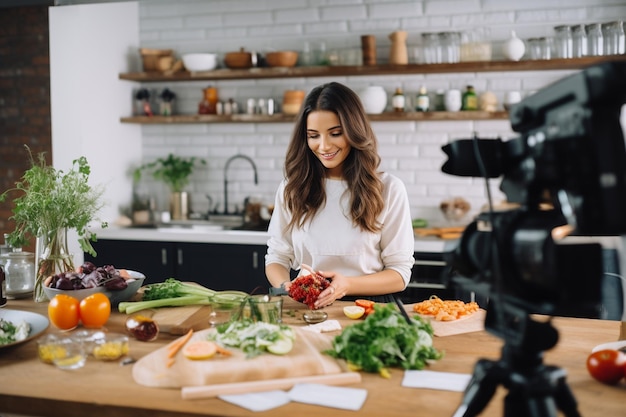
[3,247,35,299]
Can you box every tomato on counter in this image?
[79,293,111,328]
[586,349,626,385]
[48,294,80,331]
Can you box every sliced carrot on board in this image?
[167,329,194,359]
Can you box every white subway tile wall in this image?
[133,0,625,222]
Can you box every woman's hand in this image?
[314,270,347,309]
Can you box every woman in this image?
[265,82,415,309]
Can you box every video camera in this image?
[442,61,626,417]
[442,61,626,319]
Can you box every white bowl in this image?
[182,53,218,72]
[43,270,145,305]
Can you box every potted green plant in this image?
[0,147,106,301]
[133,153,206,220]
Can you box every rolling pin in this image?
[181,372,362,399]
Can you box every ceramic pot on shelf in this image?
[358,86,387,114]
[502,31,526,61]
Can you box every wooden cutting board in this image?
[404,305,486,337]
[132,327,344,388]
[133,306,212,335]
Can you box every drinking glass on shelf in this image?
[528,37,551,60]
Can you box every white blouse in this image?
[265,173,415,287]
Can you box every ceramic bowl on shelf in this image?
[265,51,298,67]
[182,53,218,72]
[224,48,253,69]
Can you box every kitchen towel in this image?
[402,370,471,392]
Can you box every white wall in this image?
[128,0,626,223]
[50,1,141,262]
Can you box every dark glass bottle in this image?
[462,85,478,111]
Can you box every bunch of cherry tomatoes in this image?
[48,293,111,330]
[586,348,626,385]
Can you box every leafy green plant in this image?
[0,147,106,256]
[133,153,206,193]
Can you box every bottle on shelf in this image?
[198,86,219,114]
[462,85,478,111]
[415,86,430,112]
[392,87,406,112]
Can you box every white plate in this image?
[591,340,626,353]
[0,309,50,349]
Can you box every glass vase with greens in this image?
[0,148,106,302]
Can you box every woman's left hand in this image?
[314,270,347,309]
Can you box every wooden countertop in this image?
[1,298,624,417]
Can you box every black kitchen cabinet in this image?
[175,242,269,294]
[85,239,176,284]
[85,239,269,293]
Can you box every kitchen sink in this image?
[130,214,269,232]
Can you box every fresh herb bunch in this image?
[288,273,330,309]
[133,153,206,193]
[0,147,106,255]
[325,303,443,378]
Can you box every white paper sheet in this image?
[289,383,368,410]
[402,370,471,392]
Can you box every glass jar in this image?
[571,24,588,58]
[603,21,625,55]
[421,32,441,64]
[554,25,573,58]
[587,23,604,56]
[3,248,35,299]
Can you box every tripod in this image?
[452,301,582,417]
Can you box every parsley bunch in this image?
[0,147,106,255]
[325,304,443,377]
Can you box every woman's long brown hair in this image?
[283,82,384,233]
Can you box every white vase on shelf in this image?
[359,86,387,114]
[502,31,526,61]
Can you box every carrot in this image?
[167,329,194,359]
[215,344,232,356]
[166,357,176,368]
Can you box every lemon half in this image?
[343,305,366,319]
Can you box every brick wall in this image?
[132,0,626,223]
[0,5,51,250]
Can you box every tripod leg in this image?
[452,359,500,417]
[550,367,582,417]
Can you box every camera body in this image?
[442,61,626,319]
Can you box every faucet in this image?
[223,154,258,214]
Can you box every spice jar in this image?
[3,247,35,299]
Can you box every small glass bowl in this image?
[92,333,130,361]
[303,310,328,324]
[38,336,86,370]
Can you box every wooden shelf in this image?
[120,111,509,124]
[119,56,626,82]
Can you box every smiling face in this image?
[306,110,351,179]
